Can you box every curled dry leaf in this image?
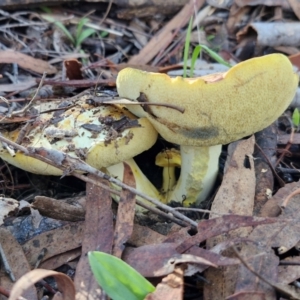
[113,162,136,258]
[123,243,217,277]
[8,269,75,300]
[0,50,57,75]
[145,265,185,300]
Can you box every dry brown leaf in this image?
[128,224,166,247]
[0,228,37,300]
[278,257,300,284]
[0,80,36,93]
[229,181,300,298]
[39,248,81,270]
[128,0,206,65]
[0,50,57,75]
[226,291,266,299]
[205,137,256,299]
[123,243,217,277]
[277,132,300,145]
[287,0,300,20]
[22,221,84,268]
[64,59,83,80]
[253,125,277,215]
[233,246,278,299]
[33,196,85,222]
[209,137,255,220]
[145,265,185,300]
[176,215,278,254]
[8,269,75,300]
[74,175,114,300]
[113,162,136,258]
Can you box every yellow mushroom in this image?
[0,96,162,210]
[155,148,181,201]
[117,54,299,206]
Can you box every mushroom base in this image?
[167,144,222,206]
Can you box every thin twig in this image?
[0,134,197,228]
[10,72,47,117]
[98,0,113,26]
[73,172,188,226]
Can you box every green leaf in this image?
[76,17,89,42]
[190,44,232,77]
[88,251,155,300]
[43,15,75,45]
[293,108,300,127]
[76,28,96,48]
[200,44,232,68]
[100,31,109,38]
[183,17,193,78]
[190,45,202,78]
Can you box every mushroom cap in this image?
[0,96,158,175]
[117,54,299,146]
[155,148,181,168]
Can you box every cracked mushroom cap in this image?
[0,96,158,175]
[117,54,299,146]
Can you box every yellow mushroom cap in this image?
[0,96,158,175]
[117,54,299,146]
[155,148,181,168]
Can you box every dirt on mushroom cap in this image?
[0,96,158,175]
[117,54,299,146]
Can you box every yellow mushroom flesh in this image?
[117,54,299,206]
[155,148,181,202]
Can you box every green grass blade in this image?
[200,44,232,68]
[183,17,193,78]
[292,108,300,127]
[190,44,232,77]
[88,251,155,300]
[76,28,96,48]
[76,17,89,42]
[43,15,75,45]
[190,45,202,77]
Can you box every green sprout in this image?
[292,108,300,128]
[88,251,155,300]
[43,15,96,49]
[183,17,232,78]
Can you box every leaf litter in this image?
[0,0,300,299]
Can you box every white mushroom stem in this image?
[106,158,163,207]
[167,144,222,206]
